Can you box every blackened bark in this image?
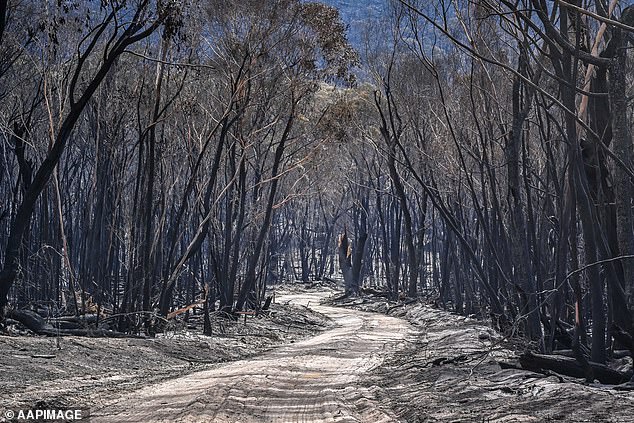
[338,230,354,294]
[608,27,634,320]
[351,224,367,293]
[375,90,418,298]
[0,0,7,45]
[519,351,632,384]
[0,8,162,318]
[235,100,296,311]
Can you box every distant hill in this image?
[318,0,388,48]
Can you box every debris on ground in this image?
[329,294,634,423]
[0,297,331,412]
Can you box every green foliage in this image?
[300,2,359,85]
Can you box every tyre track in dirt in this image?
[92,292,414,422]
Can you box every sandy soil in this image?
[3,289,634,422]
[91,291,413,422]
[0,295,330,416]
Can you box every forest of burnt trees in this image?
[1,0,634,381]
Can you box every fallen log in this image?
[8,309,52,333]
[8,309,143,338]
[552,348,632,359]
[552,348,631,358]
[49,320,82,330]
[519,351,633,385]
[55,314,100,324]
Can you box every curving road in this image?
[92,292,413,422]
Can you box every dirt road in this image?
[92,292,413,422]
